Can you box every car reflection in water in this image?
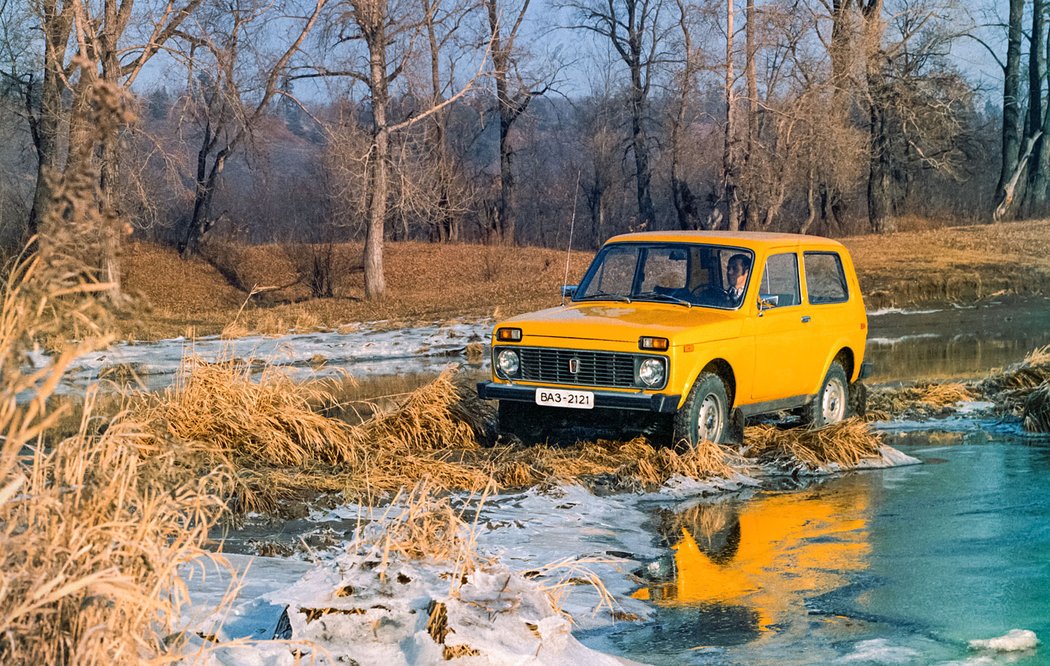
[632,480,872,649]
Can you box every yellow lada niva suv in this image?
[476,231,871,447]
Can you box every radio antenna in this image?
[563,170,582,304]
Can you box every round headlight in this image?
[638,358,665,387]
[497,349,520,376]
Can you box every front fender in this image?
[672,337,754,410]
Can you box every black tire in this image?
[673,372,731,450]
[497,400,545,445]
[803,360,850,427]
[849,381,868,418]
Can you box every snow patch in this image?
[867,307,943,316]
[837,638,920,663]
[657,471,760,498]
[41,318,493,395]
[867,333,941,345]
[968,629,1040,653]
[955,401,996,415]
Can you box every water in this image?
[867,297,1050,382]
[580,431,1050,664]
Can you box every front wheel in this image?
[803,361,849,427]
[673,372,731,450]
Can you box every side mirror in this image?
[561,285,578,299]
[757,294,779,311]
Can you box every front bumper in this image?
[477,381,681,413]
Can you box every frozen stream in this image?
[866,296,1050,382]
[39,295,1050,396]
[578,428,1050,665]
[194,424,1049,664]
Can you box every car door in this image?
[801,250,854,387]
[749,251,815,403]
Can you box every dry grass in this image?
[842,220,1050,309]
[915,383,975,406]
[115,220,1050,341]
[1023,382,1050,433]
[987,345,1050,391]
[487,436,740,491]
[867,382,976,420]
[136,357,363,467]
[119,241,592,340]
[0,77,233,665]
[743,419,883,471]
[977,345,1050,416]
[118,358,752,508]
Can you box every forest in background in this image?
[0,0,1041,300]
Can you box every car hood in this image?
[500,302,743,345]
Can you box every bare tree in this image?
[995,0,1023,210]
[566,0,671,228]
[25,0,206,238]
[176,0,327,257]
[484,0,550,244]
[313,0,486,299]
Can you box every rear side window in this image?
[805,252,849,304]
[758,253,800,308]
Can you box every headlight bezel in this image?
[637,357,666,387]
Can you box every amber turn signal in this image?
[496,327,523,342]
[639,336,669,351]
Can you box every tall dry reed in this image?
[0,75,231,665]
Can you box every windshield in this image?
[575,242,755,310]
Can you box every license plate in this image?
[535,388,594,409]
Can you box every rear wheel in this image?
[803,361,849,427]
[673,372,731,450]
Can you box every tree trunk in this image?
[867,101,894,232]
[363,9,390,300]
[723,0,740,230]
[742,0,758,229]
[497,100,517,244]
[861,0,891,233]
[629,73,656,228]
[996,131,1044,221]
[1027,0,1049,213]
[670,0,696,231]
[28,0,74,237]
[996,0,1024,208]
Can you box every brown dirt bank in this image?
[119,220,1050,340]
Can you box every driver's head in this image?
[727,254,751,289]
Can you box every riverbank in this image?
[117,220,1050,341]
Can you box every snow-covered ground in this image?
[34,318,493,394]
[177,446,920,665]
[39,304,961,395]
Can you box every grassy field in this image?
[119,220,1050,340]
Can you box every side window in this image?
[758,253,800,308]
[805,252,849,304]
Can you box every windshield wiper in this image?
[578,291,632,303]
[637,291,693,308]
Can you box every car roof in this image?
[605,230,845,250]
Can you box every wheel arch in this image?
[813,342,860,394]
[693,358,736,408]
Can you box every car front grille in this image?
[516,347,646,389]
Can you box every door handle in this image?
[801,316,811,323]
